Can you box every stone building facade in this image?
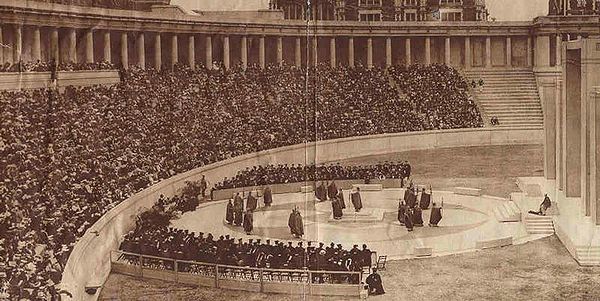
[270,0,488,21]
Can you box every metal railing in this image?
[111,250,363,296]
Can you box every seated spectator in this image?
[529,194,552,216]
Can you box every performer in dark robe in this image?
[366,268,385,295]
[246,192,258,211]
[412,206,424,227]
[420,187,431,210]
[233,193,244,226]
[332,197,343,219]
[404,208,414,231]
[243,210,253,234]
[225,199,234,224]
[351,187,363,212]
[316,182,327,201]
[327,181,338,200]
[406,188,417,208]
[361,244,372,267]
[288,208,296,235]
[263,186,272,207]
[429,202,443,227]
[403,187,411,204]
[337,188,346,209]
[294,210,304,238]
[397,200,406,225]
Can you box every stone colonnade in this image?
[0,23,566,71]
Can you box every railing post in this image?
[174,260,179,282]
[308,270,312,296]
[138,254,144,277]
[214,264,219,288]
[259,268,264,292]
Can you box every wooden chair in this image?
[376,255,387,271]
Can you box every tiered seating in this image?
[0,63,481,299]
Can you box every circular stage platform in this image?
[171,189,530,259]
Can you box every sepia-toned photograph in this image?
[1,0,600,300]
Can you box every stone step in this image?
[478,91,539,95]
[524,214,554,220]
[495,124,544,128]
[485,113,543,118]
[480,85,538,89]
[481,102,541,105]
[483,106,543,111]
[496,118,544,122]
[481,105,542,109]
[525,220,554,226]
[483,109,543,113]
[477,95,540,98]
[477,95,541,100]
[479,90,539,94]
[527,230,555,234]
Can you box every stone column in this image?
[103,31,111,63]
[171,34,178,67]
[223,35,230,70]
[0,26,3,64]
[85,29,94,64]
[348,36,355,67]
[205,35,212,69]
[556,76,564,190]
[555,34,562,67]
[367,37,373,69]
[405,38,411,65]
[276,36,283,66]
[241,36,248,70]
[425,37,431,65]
[154,33,162,70]
[535,35,550,68]
[136,32,145,68]
[51,28,60,62]
[13,25,22,63]
[259,35,266,69]
[445,37,451,65]
[541,79,558,180]
[527,36,532,67]
[311,36,318,67]
[188,35,195,70]
[593,89,600,224]
[464,36,471,69]
[506,36,512,67]
[32,26,41,62]
[295,37,301,67]
[485,36,492,68]
[0,26,3,63]
[385,37,392,68]
[330,37,336,68]
[68,28,76,63]
[120,32,128,69]
[564,49,581,198]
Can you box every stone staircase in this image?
[523,214,555,234]
[576,247,600,266]
[463,69,543,129]
[493,201,521,222]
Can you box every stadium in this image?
[0,0,599,300]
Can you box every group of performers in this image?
[225,187,273,235]
[398,183,443,231]
[316,181,364,220]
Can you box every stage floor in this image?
[172,189,533,259]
